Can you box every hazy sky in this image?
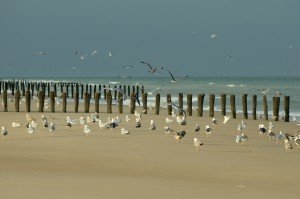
[0,0,299,77]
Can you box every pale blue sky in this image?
[0,0,299,77]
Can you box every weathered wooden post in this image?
[178,93,183,116]
[127,85,131,97]
[25,90,31,112]
[142,93,147,114]
[230,95,236,119]
[130,93,136,114]
[74,92,79,113]
[50,91,55,113]
[198,94,205,117]
[80,84,84,99]
[38,91,45,112]
[84,93,91,113]
[93,85,97,99]
[141,85,144,94]
[220,94,226,116]
[155,93,160,115]
[3,90,8,112]
[62,92,67,113]
[71,84,74,98]
[85,84,88,95]
[60,84,63,96]
[94,92,100,113]
[136,86,140,101]
[284,96,290,122]
[98,85,102,99]
[66,84,69,98]
[103,85,107,100]
[0,81,1,95]
[252,95,257,120]
[118,91,123,114]
[187,94,193,116]
[167,94,172,115]
[11,82,15,95]
[15,90,20,112]
[53,84,57,97]
[114,85,117,100]
[273,96,280,121]
[47,83,50,97]
[242,94,248,119]
[106,90,112,113]
[209,94,215,117]
[31,83,35,97]
[263,95,268,120]
[89,85,92,96]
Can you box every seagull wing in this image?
[166,69,176,82]
[140,61,153,70]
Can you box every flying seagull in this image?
[166,69,176,82]
[140,61,164,74]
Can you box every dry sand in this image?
[0,98,300,199]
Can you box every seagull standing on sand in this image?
[193,138,204,151]
[258,124,267,135]
[174,130,186,143]
[121,128,129,135]
[166,117,173,124]
[149,120,156,130]
[212,118,218,125]
[195,124,200,134]
[125,115,130,123]
[223,115,231,124]
[276,131,285,142]
[41,115,48,127]
[135,118,141,128]
[284,139,293,152]
[48,123,55,134]
[205,125,212,136]
[1,126,8,139]
[267,129,276,140]
[12,122,21,127]
[27,124,35,134]
[164,126,173,135]
[83,125,91,135]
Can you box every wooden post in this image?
[15,90,20,112]
[103,85,107,100]
[209,94,215,117]
[11,82,15,95]
[66,84,69,98]
[62,92,67,113]
[47,83,50,97]
[53,84,57,97]
[242,94,248,119]
[127,85,131,97]
[284,96,290,122]
[38,91,45,112]
[25,90,31,112]
[98,85,102,99]
[167,94,172,115]
[141,85,144,94]
[0,81,1,95]
[230,95,236,119]
[263,95,268,120]
[130,93,136,114]
[118,91,123,114]
[71,84,74,98]
[89,85,92,96]
[74,92,79,113]
[252,95,257,120]
[136,86,140,101]
[106,90,112,113]
[95,92,100,113]
[31,83,34,97]
[114,85,117,100]
[142,93,147,114]
[80,84,84,99]
[85,84,89,95]
[155,93,160,115]
[273,96,280,121]
[220,94,226,116]
[198,94,205,117]
[50,91,55,113]
[84,93,91,113]
[178,93,183,116]
[93,85,97,99]
[60,84,63,96]
[187,94,192,116]
[3,90,8,112]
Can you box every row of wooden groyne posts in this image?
[0,80,291,122]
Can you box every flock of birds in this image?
[1,103,299,153]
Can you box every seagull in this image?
[276,131,285,142]
[134,110,141,118]
[122,65,135,69]
[125,115,130,123]
[210,33,218,38]
[1,126,8,139]
[258,124,267,135]
[194,124,200,134]
[99,120,108,130]
[30,120,39,128]
[164,126,173,135]
[135,118,142,128]
[12,122,21,127]
[176,116,186,126]
[241,121,247,129]
[293,135,300,147]
[140,61,164,74]
[292,116,297,122]
[149,120,156,130]
[212,118,218,125]
[83,124,91,135]
[171,110,177,118]
[166,117,173,124]
[79,116,86,126]
[174,130,186,143]
[237,123,243,132]
[41,115,48,127]
[35,51,47,55]
[223,115,231,124]
[268,122,274,131]
[166,69,176,82]
[147,87,161,95]
[27,124,35,134]
[91,50,98,56]
[205,125,212,136]
[193,138,204,151]
[284,139,293,152]
[108,51,113,57]
[26,113,34,122]
[48,123,55,134]
[267,129,276,140]
[121,128,129,135]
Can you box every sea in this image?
[2,76,300,121]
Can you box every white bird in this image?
[293,136,300,147]
[193,138,204,151]
[147,87,161,95]
[12,122,21,127]
[27,124,35,134]
[30,120,39,128]
[210,33,218,38]
[26,113,34,122]
[237,123,243,132]
[98,120,108,130]
[284,139,293,152]
[195,124,200,134]
[268,122,274,131]
[267,130,276,140]
[176,116,186,126]
[1,126,8,139]
[292,116,297,122]
[223,115,230,124]
[91,50,98,56]
[48,123,55,134]
[235,135,242,144]
[66,116,76,127]
[166,117,173,124]
[108,51,112,57]
[135,118,142,128]
[41,115,48,127]
[150,120,156,130]
[83,125,91,135]
[121,128,129,135]
[125,115,130,123]
[276,131,285,142]
[258,124,267,135]
[171,110,177,118]
[241,121,247,129]
[79,116,86,126]
[174,130,186,143]
[205,125,212,136]
[134,110,141,118]
[164,126,173,135]
[212,118,218,125]
[240,134,248,142]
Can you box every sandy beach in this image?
[0,97,299,199]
